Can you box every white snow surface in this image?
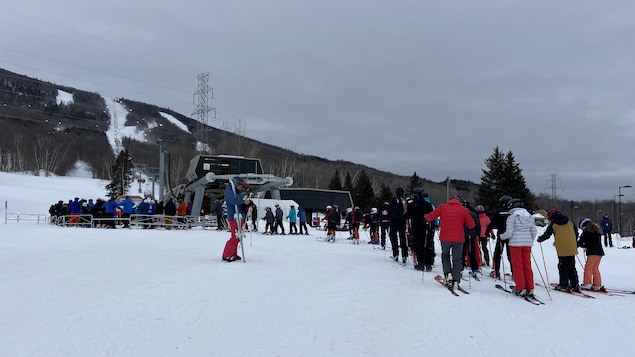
[1,172,634,356]
[56,89,73,105]
[160,111,191,134]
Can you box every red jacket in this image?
[425,198,475,243]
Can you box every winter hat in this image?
[579,218,592,230]
[232,176,246,186]
[396,187,404,196]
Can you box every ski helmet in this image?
[507,198,523,209]
[326,205,332,210]
[548,208,560,220]
[499,195,512,205]
[475,205,485,213]
[370,207,377,214]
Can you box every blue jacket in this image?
[224,184,245,222]
[600,217,613,233]
[120,198,134,214]
[288,207,297,223]
[297,208,307,223]
[104,199,118,215]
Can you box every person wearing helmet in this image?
[222,176,251,262]
[363,208,380,245]
[350,207,363,244]
[264,207,275,235]
[325,205,340,242]
[462,199,482,279]
[405,188,434,271]
[425,196,476,291]
[537,209,580,292]
[475,205,493,267]
[287,205,298,235]
[274,204,285,235]
[500,199,537,298]
[388,187,408,263]
[577,218,606,292]
[422,193,438,271]
[379,202,391,249]
[485,195,513,280]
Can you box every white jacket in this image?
[500,208,537,247]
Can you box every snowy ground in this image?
[1,172,634,356]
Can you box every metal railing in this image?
[4,213,49,224]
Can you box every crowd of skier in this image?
[49,176,615,298]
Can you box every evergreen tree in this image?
[343,172,354,194]
[328,170,343,190]
[376,182,392,208]
[353,169,375,212]
[106,149,134,198]
[407,172,423,195]
[476,146,536,212]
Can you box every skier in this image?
[475,205,493,267]
[425,195,475,291]
[405,188,434,271]
[325,205,340,242]
[485,195,513,279]
[388,187,408,264]
[221,177,251,262]
[462,200,481,279]
[378,202,390,250]
[577,218,606,292]
[351,206,363,244]
[422,193,437,271]
[500,198,537,298]
[363,208,380,244]
[537,209,580,292]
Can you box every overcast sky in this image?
[2,0,634,202]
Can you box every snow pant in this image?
[479,236,490,266]
[583,255,603,287]
[557,255,579,288]
[222,220,240,259]
[509,246,534,291]
[603,231,612,247]
[265,222,275,234]
[299,221,308,234]
[380,223,390,247]
[389,219,407,258]
[352,223,360,239]
[275,219,285,234]
[423,228,436,267]
[289,222,298,234]
[411,225,426,265]
[464,234,481,271]
[441,241,464,282]
[493,236,512,278]
[368,223,379,243]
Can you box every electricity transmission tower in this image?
[192,72,216,153]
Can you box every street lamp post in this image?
[619,185,632,236]
[614,195,623,233]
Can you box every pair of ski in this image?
[533,282,595,299]
[495,284,544,305]
[434,275,470,296]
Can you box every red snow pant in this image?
[509,246,534,291]
[222,220,240,259]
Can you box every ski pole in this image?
[500,240,508,292]
[576,255,585,272]
[531,250,553,301]
[539,242,550,287]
